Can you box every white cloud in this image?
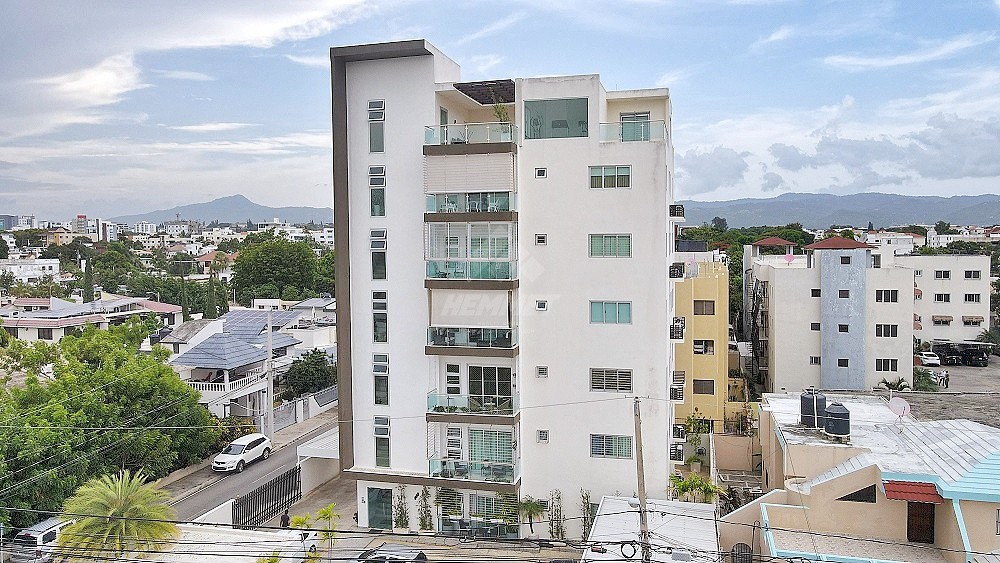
[285,54,330,68]
[456,12,526,45]
[153,69,215,81]
[468,54,504,76]
[751,25,795,49]
[37,53,147,109]
[170,122,259,132]
[824,32,996,70]
[655,67,695,87]
[676,147,750,196]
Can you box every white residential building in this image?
[309,227,336,247]
[742,236,914,392]
[926,225,1000,247]
[863,230,919,256]
[332,40,677,537]
[892,254,992,343]
[0,258,60,283]
[133,221,158,235]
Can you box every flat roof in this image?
[583,496,718,562]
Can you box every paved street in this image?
[167,415,337,522]
[929,356,1000,392]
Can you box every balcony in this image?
[185,367,267,403]
[428,327,516,349]
[427,393,518,416]
[426,260,516,280]
[428,458,518,484]
[598,120,667,142]
[426,193,514,214]
[424,123,518,145]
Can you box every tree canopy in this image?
[284,349,337,398]
[231,235,319,306]
[0,318,219,529]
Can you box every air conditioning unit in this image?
[670,443,685,462]
[669,262,685,279]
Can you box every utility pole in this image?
[264,309,275,440]
[633,397,651,563]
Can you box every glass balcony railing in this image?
[426,260,516,280]
[424,123,518,145]
[428,458,518,483]
[427,327,517,349]
[426,193,514,213]
[598,120,667,142]
[427,393,518,416]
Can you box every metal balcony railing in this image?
[427,393,518,416]
[427,327,517,349]
[428,458,517,483]
[424,123,518,145]
[426,193,514,213]
[426,260,516,280]
[598,120,667,142]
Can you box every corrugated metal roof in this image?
[170,333,268,370]
[794,453,880,493]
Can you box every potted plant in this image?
[518,496,546,539]
[686,454,704,474]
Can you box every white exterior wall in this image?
[761,265,821,392]
[516,74,672,504]
[898,254,992,342]
[864,265,914,388]
[0,258,61,283]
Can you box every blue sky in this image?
[1,0,999,219]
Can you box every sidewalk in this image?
[263,470,358,530]
[273,408,338,450]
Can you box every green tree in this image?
[13,228,48,248]
[203,275,218,319]
[316,251,335,297]
[285,349,336,397]
[232,238,318,306]
[0,270,15,292]
[838,229,856,240]
[934,220,959,235]
[0,236,8,259]
[518,496,545,535]
[0,318,219,529]
[56,470,177,560]
[880,377,910,391]
[82,260,94,302]
[710,216,728,231]
[913,367,939,392]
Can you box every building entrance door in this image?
[906,501,935,544]
[367,487,392,530]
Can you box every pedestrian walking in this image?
[942,369,950,389]
[280,509,290,528]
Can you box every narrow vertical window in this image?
[369,165,386,216]
[368,101,385,153]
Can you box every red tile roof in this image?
[3,314,107,329]
[883,481,944,504]
[12,297,51,307]
[803,236,872,250]
[137,300,183,313]
[752,236,797,247]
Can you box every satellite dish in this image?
[888,397,911,418]
[784,253,795,264]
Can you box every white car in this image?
[917,351,941,367]
[212,433,272,473]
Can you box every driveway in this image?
[927,356,1000,392]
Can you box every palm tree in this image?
[315,502,341,562]
[977,327,1000,346]
[57,470,177,561]
[517,496,545,535]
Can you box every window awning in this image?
[931,315,953,322]
[913,321,922,330]
[963,316,985,323]
[883,481,944,504]
[913,288,923,297]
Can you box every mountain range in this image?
[110,195,333,225]
[680,192,1000,229]
[110,192,1000,230]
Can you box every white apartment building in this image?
[926,225,1000,247]
[332,40,677,538]
[310,227,335,247]
[133,221,158,235]
[863,230,920,256]
[892,254,991,342]
[743,236,913,392]
[0,258,60,283]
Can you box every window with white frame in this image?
[934,270,950,279]
[965,293,981,303]
[966,270,981,279]
[445,364,461,394]
[589,166,631,189]
[914,270,922,277]
[590,301,632,324]
[537,429,549,443]
[693,379,715,395]
[838,358,849,368]
[368,100,385,153]
[693,300,716,315]
[876,324,898,337]
[373,291,388,343]
[876,358,899,372]
[876,289,898,303]
[590,434,632,458]
[809,356,821,365]
[590,368,633,392]
[589,234,632,257]
[693,340,715,355]
[934,293,950,303]
[369,166,386,217]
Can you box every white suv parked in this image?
[212,433,272,473]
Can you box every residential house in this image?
[331,39,677,534]
[44,227,73,246]
[742,236,914,392]
[0,296,181,343]
[195,250,237,283]
[721,392,1000,563]
[0,258,60,284]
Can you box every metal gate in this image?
[232,465,301,529]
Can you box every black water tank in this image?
[824,402,850,438]
[800,389,827,428]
